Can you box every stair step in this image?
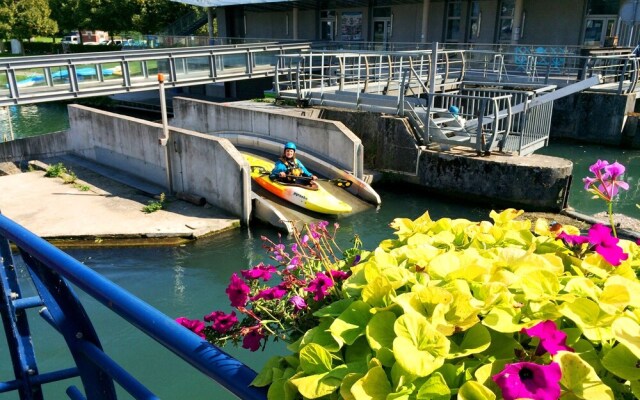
[432,117,456,125]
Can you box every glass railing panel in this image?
[174,56,210,79]
[14,67,48,89]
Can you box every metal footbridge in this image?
[3,42,635,156]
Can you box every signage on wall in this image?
[341,12,363,41]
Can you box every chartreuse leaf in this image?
[457,380,496,400]
[251,356,285,386]
[366,311,396,351]
[564,277,601,301]
[519,269,560,301]
[266,366,297,400]
[390,211,433,242]
[289,371,341,399]
[393,313,450,377]
[602,343,640,381]
[598,283,630,314]
[330,300,372,346]
[605,275,640,308]
[490,208,524,226]
[350,365,392,400]
[612,316,640,359]
[631,381,640,399]
[429,252,461,280]
[314,298,354,317]
[340,373,365,400]
[362,275,395,308]
[299,343,332,375]
[556,351,614,399]
[482,304,525,333]
[560,298,615,342]
[345,336,373,364]
[300,318,341,352]
[416,372,450,400]
[447,323,491,359]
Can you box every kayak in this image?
[244,154,352,215]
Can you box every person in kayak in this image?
[270,142,318,185]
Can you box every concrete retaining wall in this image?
[551,92,638,147]
[67,105,250,224]
[0,131,70,164]
[316,107,572,211]
[171,97,364,178]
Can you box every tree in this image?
[49,0,89,37]
[0,0,57,41]
[12,0,58,40]
[132,0,198,34]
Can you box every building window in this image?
[445,0,462,42]
[583,0,619,46]
[497,0,515,42]
[320,10,336,41]
[467,1,481,41]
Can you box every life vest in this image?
[280,157,303,177]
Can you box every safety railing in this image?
[0,213,266,400]
[0,42,312,106]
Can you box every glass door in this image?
[583,16,617,46]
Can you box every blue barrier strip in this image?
[0,214,267,400]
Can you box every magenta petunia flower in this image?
[203,311,238,333]
[306,272,334,301]
[242,327,264,352]
[493,362,562,400]
[557,231,589,247]
[588,224,629,266]
[251,286,287,301]
[522,320,573,355]
[286,256,302,270]
[225,273,251,307]
[328,269,350,281]
[584,160,629,201]
[241,263,277,281]
[175,317,206,339]
[290,295,307,310]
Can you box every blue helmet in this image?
[448,105,459,116]
[284,142,297,151]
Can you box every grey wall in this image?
[524,0,585,45]
[171,97,364,177]
[0,131,69,164]
[67,105,250,224]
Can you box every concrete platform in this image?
[0,160,240,248]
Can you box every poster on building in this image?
[341,12,363,41]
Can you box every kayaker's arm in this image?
[270,161,288,180]
[296,160,317,180]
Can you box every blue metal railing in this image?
[0,213,267,400]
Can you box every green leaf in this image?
[598,284,630,314]
[340,373,365,400]
[447,323,491,359]
[362,275,395,308]
[289,371,342,399]
[299,343,333,375]
[612,316,640,359]
[345,336,373,364]
[251,356,285,387]
[601,343,640,381]
[366,311,396,351]
[457,380,496,400]
[266,367,297,400]
[330,300,372,346]
[482,304,525,333]
[349,365,392,400]
[314,298,354,317]
[559,298,615,342]
[556,351,614,399]
[519,269,560,301]
[416,372,451,400]
[393,313,450,377]
[300,318,341,352]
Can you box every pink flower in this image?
[290,295,307,310]
[328,269,350,281]
[203,311,238,333]
[584,160,629,201]
[588,224,629,266]
[493,362,562,400]
[241,263,277,281]
[286,256,302,270]
[242,326,264,352]
[556,231,589,247]
[306,272,334,301]
[225,273,250,307]
[251,286,287,301]
[522,320,573,355]
[176,317,206,339]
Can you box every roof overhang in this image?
[171,0,294,6]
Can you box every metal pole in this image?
[157,74,172,194]
[5,106,14,142]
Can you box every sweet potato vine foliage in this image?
[178,210,640,400]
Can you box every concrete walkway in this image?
[0,161,240,248]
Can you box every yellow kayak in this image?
[244,154,352,215]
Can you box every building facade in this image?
[195,0,640,48]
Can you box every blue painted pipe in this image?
[0,214,267,400]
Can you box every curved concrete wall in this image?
[67,105,250,224]
[171,97,364,178]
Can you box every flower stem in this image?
[608,201,617,237]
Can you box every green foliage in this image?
[142,193,165,213]
[74,183,90,191]
[44,162,67,178]
[240,209,639,399]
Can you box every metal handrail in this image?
[0,213,266,400]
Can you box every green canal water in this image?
[1,104,639,399]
